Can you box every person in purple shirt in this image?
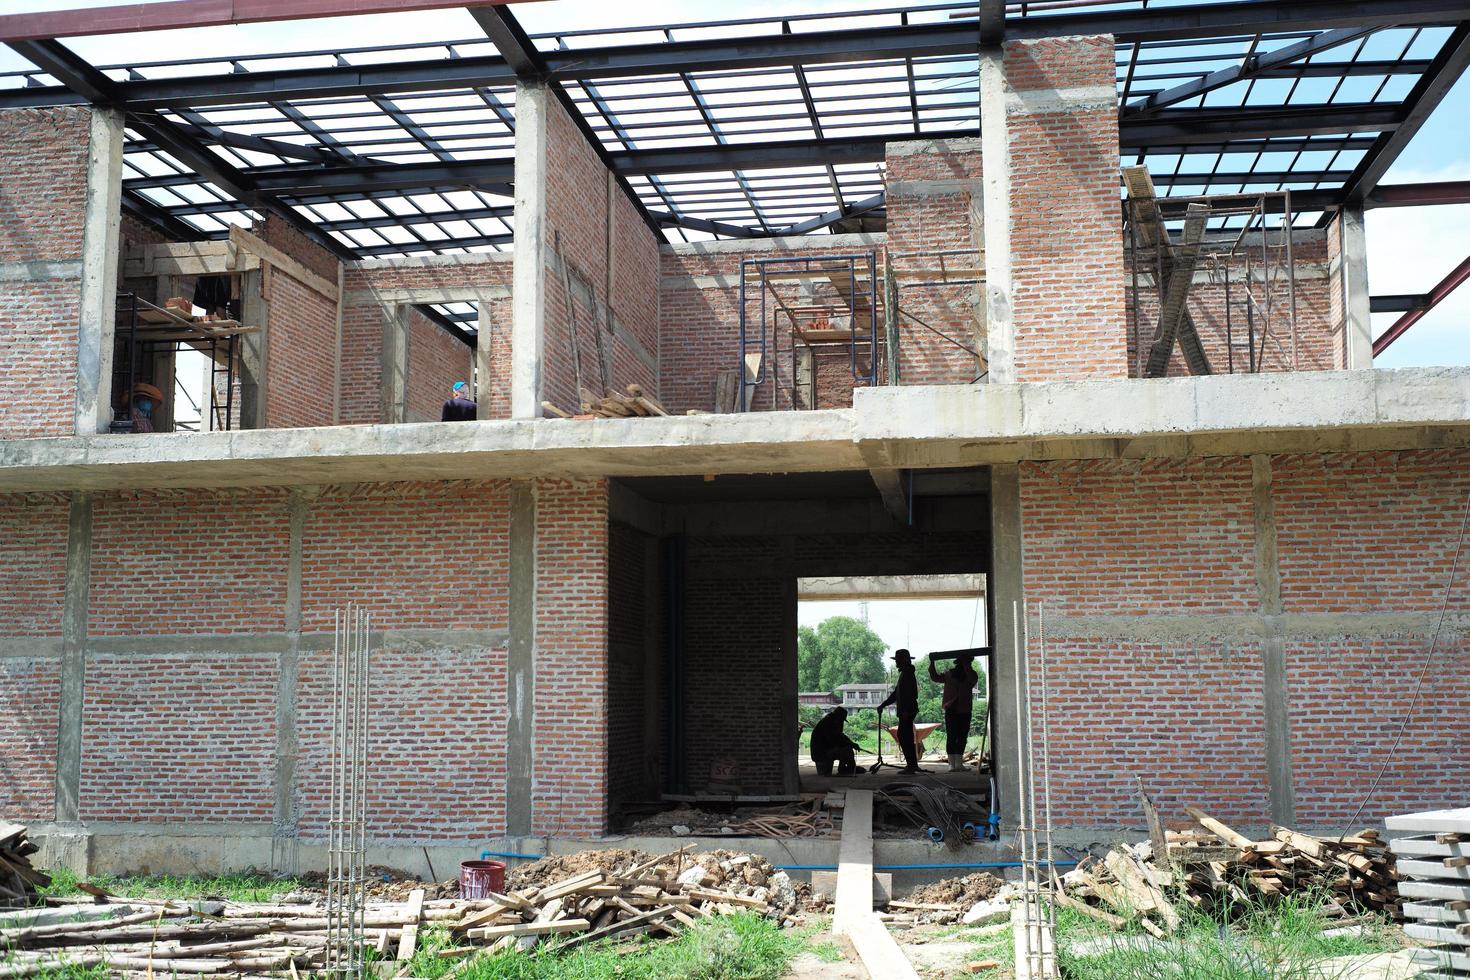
[441,380,477,422]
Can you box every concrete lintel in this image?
[75,108,124,436]
[798,574,985,601]
[510,81,549,419]
[0,259,83,282]
[0,637,65,659]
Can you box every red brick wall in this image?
[0,108,91,439]
[1019,457,1265,827]
[265,268,338,429]
[295,643,509,841]
[532,479,609,836]
[341,258,513,422]
[1019,448,1470,829]
[88,491,291,636]
[0,495,70,637]
[1125,236,1338,375]
[80,654,277,822]
[1007,36,1128,381]
[405,308,474,422]
[300,482,510,632]
[541,95,659,412]
[885,139,987,384]
[0,658,59,821]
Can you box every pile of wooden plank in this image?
[542,384,672,420]
[0,849,796,977]
[0,824,49,909]
[1062,807,1400,936]
[1387,806,1470,978]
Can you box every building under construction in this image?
[0,0,1467,877]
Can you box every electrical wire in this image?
[1339,487,1470,836]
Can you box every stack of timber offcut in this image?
[0,825,49,909]
[0,849,797,977]
[1389,806,1470,978]
[1062,807,1400,936]
[541,384,672,419]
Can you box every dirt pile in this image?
[907,871,1005,907]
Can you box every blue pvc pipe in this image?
[480,850,546,861]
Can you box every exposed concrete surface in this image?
[1252,455,1296,826]
[510,81,548,419]
[75,108,123,437]
[979,48,1013,383]
[506,481,535,837]
[1338,206,1373,370]
[55,492,92,828]
[2,369,1469,491]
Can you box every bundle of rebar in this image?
[1012,599,1058,978]
[325,603,371,978]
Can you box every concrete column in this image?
[1251,455,1296,825]
[381,305,409,424]
[506,481,536,837]
[640,534,662,797]
[987,464,1026,828]
[475,303,494,421]
[510,82,550,419]
[55,493,93,848]
[272,488,311,874]
[239,269,269,429]
[1337,207,1373,369]
[978,48,1015,385]
[75,109,124,435]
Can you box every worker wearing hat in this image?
[130,382,165,433]
[878,648,922,773]
[441,380,477,422]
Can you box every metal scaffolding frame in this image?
[2,1,1468,258]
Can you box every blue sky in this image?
[0,0,1465,366]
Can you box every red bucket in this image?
[459,860,506,898]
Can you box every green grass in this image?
[1054,890,1402,980]
[391,914,806,980]
[39,866,304,903]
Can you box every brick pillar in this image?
[1005,36,1128,381]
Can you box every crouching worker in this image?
[810,706,863,777]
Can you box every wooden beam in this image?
[123,240,260,278]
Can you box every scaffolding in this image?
[737,253,879,412]
[883,248,986,385]
[110,293,250,432]
[1124,185,1300,377]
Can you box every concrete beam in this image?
[868,467,909,523]
[510,81,549,419]
[3,369,1470,492]
[75,108,123,436]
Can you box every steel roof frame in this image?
[3,1,1468,256]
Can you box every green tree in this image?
[797,616,888,695]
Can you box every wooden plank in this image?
[1185,807,1256,849]
[1053,891,1126,931]
[465,918,589,940]
[832,789,874,937]
[848,910,920,980]
[395,889,424,961]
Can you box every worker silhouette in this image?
[878,648,921,773]
[810,706,862,777]
[929,654,980,772]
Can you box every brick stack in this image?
[1388,806,1470,978]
